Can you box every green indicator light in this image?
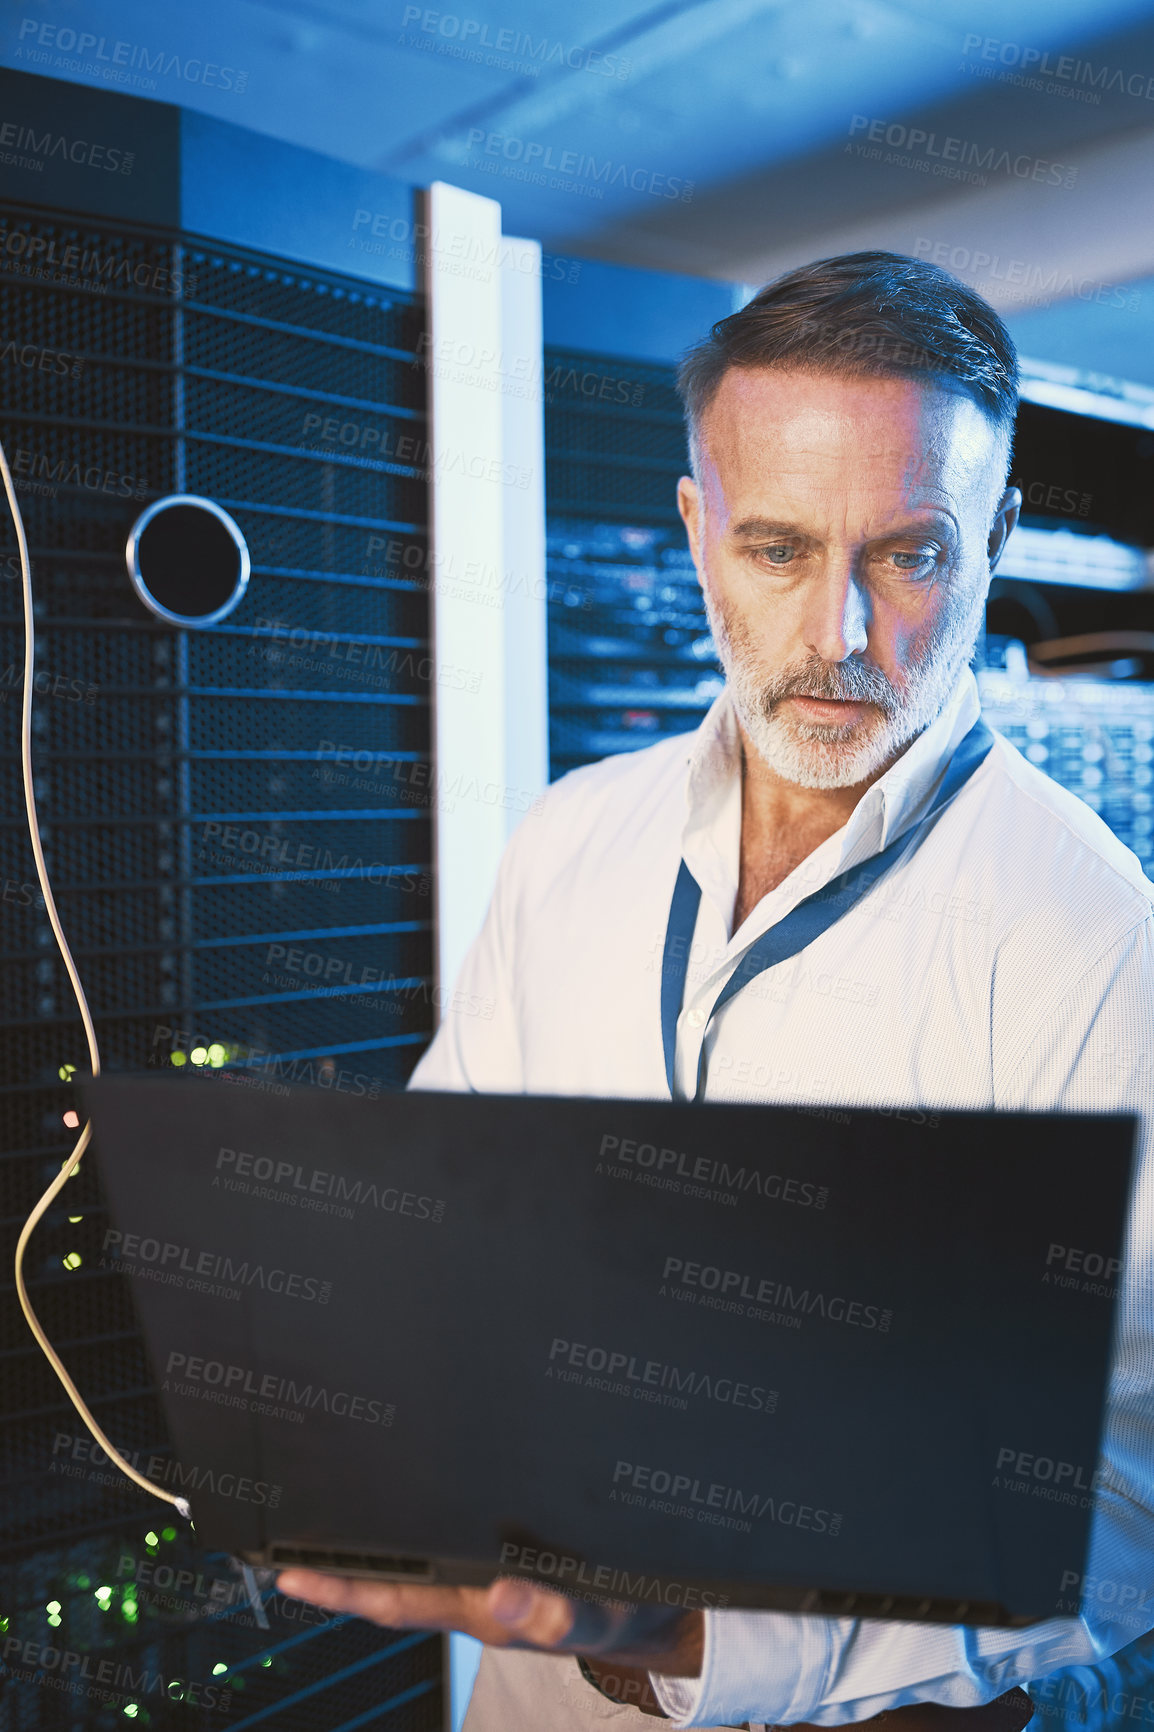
[262,1658,272,1667]
[208,1043,227,1067]
[58,1064,76,1081]
[62,1252,82,1270]
[77,1576,90,1589]
[46,1601,61,1615]
[47,1615,62,1628]
[171,1051,187,1066]
[190,1047,208,1066]
[212,1664,228,1677]
[144,1532,158,1547]
[161,1527,176,1542]
[123,1703,139,1718]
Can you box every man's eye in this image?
[759,545,795,564]
[888,550,934,572]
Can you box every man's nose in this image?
[803,563,870,663]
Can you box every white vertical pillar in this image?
[423,186,549,1013]
[499,235,549,843]
[448,1630,483,1732]
[422,181,507,1005]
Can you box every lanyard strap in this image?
[660,716,996,1099]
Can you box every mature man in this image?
[279,253,1154,1729]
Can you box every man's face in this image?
[678,367,1020,790]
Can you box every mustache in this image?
[756,654,899,713]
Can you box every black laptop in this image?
[84,1075,1135,1628]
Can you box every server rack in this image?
[543,345,721,780]
[0,202,442,1728]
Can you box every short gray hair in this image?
[678,250,1019,484]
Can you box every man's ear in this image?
[677,475,704,582]
[988,486,1021,575]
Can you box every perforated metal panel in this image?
[0,204,441,1727]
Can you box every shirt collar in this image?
[680,668,982,928]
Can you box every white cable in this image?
[2,431,189,1518]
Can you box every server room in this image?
[2,3,1154,1731]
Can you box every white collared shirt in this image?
[411,669,1154,1727]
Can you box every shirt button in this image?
[685,1008,707,1029]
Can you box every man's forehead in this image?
[700,366,995,471]
[695,368,1001,521]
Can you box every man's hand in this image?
[276,1571,704,1675]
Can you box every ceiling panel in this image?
[4,0,1154,285]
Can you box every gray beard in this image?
[703,583,986,791]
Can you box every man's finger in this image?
[276,1570,586,1652]
[486,1577,577,1648]
[276,1570,479,1630]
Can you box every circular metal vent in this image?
[126,494,250,626]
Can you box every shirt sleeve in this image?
[406,816,533,1096]
[652,917,1154,1727]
